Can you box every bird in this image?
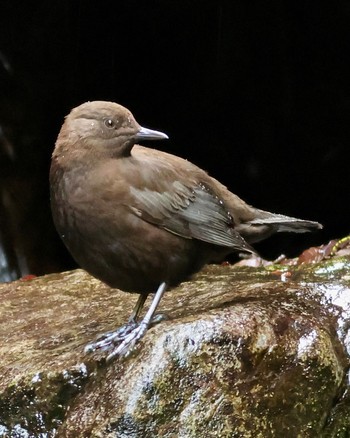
[50,100,322,361]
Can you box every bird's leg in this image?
[127,293,148,323]
[84,293,148,353]
[106,282,167,362]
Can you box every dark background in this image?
[0,0,349,281]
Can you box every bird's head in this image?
[54,101,168,159]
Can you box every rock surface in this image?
[0,254,350,437]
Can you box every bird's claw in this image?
[84,313,166,359]
[106,321,149,362]
[84,320,138,354]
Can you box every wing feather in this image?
[129,182,253,253]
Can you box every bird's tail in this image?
[248,209,323,233]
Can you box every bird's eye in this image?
[104,119,115,129]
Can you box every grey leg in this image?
[106,282,167,362]
[128,293,148,322]
[84,293,148,353]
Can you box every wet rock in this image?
[0,255,350,437]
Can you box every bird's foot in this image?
[85,282,168,361]
[105,313,169,361]
[84,320,138,354]
[105,320,148,362]
[84,314,167,357]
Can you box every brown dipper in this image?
[50,101,322,361]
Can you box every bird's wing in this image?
[129,181,254,253]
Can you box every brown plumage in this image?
[50,101,322,360]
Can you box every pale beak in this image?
[135,126,169,141]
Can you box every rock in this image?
[0,255,350,437]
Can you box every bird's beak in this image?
[135,126,169,141]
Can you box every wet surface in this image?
[0,256,349,436]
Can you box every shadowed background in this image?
[0,0,349,281]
